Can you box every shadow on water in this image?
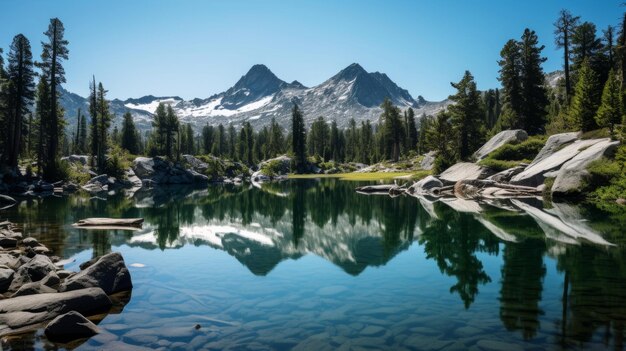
[2,178,626,349]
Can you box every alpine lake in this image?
[2,178,626,351]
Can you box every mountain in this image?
[59,63,451,132]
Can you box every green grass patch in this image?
[478,158,528,172]
[288,171,416,181]
[580,128,611,140]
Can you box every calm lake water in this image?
[2,179,626,351]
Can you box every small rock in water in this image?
[130,263,146,268]
[194,324,201,330]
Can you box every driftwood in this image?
[0,194,16,210]
[355,184,396,194]
[73,218,144,228]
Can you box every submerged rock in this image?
[45,311,100,342]
[473,129,528,160]
[60,252,132,295]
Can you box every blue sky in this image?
[0,0,622,101]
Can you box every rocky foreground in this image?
[0,221,133,343]
[359,130,621,201]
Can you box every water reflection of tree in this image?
[418,203,499,308]
[499,239,546,340]
[556,244,626,349]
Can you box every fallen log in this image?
[73,218,144,228]
[355,184,396,194]
[0,194,17,210]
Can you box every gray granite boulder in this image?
[530,132,580,166]
[0,266,14,293]
[552,139,620,196]
[45,311,100,342]
[60,252,132,295]
[439,163,494,184]
[420,151,437,170]
[473,129,528,160]
[510,138,604,187]
[0,287,111,331]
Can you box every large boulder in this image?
[0,266,14,293]
[60,155,90,166]
[132,157,207,185]
[473,129,528,160]
[0,287,111,331]
[551,139,620,196]
[257,155,292,177]
[510,138,604,187]
[45,311,100,342]
[182,154,209,173]
[11,281,56,297]
[132,157,156,178]
[439,163,494,184]
[14,254,56,283]
[60,252,132,295]
[420,151,437,171]
[530,132,579,166]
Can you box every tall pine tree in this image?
[121,111,139,154]
[448,71,484,160]
[519,28,549,135]
[39,18,69,180]
[595,70,623,136]
[5,34,36,169]
[291,103,307,172]
[554,9,579,99]
[570,59,601,132]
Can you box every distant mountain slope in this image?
[59,63,452,132]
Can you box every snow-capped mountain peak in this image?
[60,63,450,132]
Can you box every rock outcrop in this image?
[510,138,604,187]
[132,157,209,185]
[551,139,619,196]
[439,163,494,184]
[60,252,132,295]
[473,129,528,160]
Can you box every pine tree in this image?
[211,123,225,157]
[291,104,307,172]
[520,28,549,135]
[595,70,623,136]
[4,34,36,169]
[185,124,194,155]
[73,109,82,153]
[359,120,373,164]
[571,22,604,74]
[417,113,431,155]
[345,118,359,162]
[202,124,214,154]
[379,98,404,161]
[618,12,626,88]
[227,124,237,159]
[165,105,179,159]
[329,120,341,161]
[603,25,615,70]
[570,59,601,132]
[89,76,98,167]
[426,111,455,173]
[405,108,418,151]
[497,39,523,129]
[267,117,284,158]
[554,9,580,99]
[34,78,50,177]
[121,111,139,154]
[448,71,484,160]
[96,82,111,173]
[38,18,69,180]
[307,116,330,159]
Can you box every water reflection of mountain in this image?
[128,181,419,276]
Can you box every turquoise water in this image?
[2,179,626,350]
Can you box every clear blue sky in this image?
[0,0,622,101]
